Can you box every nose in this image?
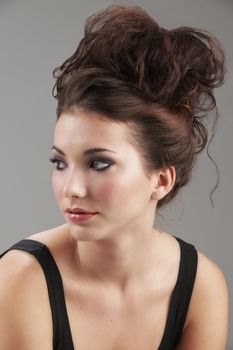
[63,168,87,198]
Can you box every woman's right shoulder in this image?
[1,245,39,270]
[0,248,53,350]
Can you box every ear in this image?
[151,166,176,201]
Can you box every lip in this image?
[66,212,97,223]
[65,207,98,214]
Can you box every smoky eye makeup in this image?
[49,154,115,172]
[49,156,67,170]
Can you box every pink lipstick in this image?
[65,208,98,223]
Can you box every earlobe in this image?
[151,166,176,201]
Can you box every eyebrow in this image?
[51,145,116,156]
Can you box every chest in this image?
[64,284,171,350]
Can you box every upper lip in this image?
[65,207,97,214]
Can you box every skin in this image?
[51,108,176,290]
[0,108,229,349]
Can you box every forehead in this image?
[54,110,134,151]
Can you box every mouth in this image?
[65,210,98,223]
[66,208,98,215]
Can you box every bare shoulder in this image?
[0,248,53,349]
[192,251,229,319]
[195,251,228,297]
[26,223,70,251]
[176,250,229,350]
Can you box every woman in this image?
[0,5,229,350]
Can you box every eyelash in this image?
[49,156,113,172]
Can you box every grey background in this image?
[0,0,232,348]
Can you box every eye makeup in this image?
[49,156,114,172]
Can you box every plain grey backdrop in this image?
[0,0,232,348]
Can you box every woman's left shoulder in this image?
[195,250,228,292]
[178,249,229,349]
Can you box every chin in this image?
[67,224,103,242]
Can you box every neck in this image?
[71,221,161,293]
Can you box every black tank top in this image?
[0,236,198,350]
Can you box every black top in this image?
[0,236,198,350]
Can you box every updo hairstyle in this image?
[52,5,225,210]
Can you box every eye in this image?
[49,157,67,171]
[49,157,113,172]
[89,159,113,171]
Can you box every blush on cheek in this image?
[96,181,131,212]
[96,183,116,205]
[96,183,121,209]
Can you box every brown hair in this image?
[52,5,225,210]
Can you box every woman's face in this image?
[51,108,158,241]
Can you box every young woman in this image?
[0,5,229,350]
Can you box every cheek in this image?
[52,173,63,204]
[95,174,145,210]
[95,182,117,206]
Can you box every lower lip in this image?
[66,212,97,222]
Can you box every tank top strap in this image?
[0,239,75,350]
[158,236,198,349]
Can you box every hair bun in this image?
[54,5,225,120]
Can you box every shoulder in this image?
[0,223,66,294]
[195,250,228,295]
[0,223,67,307]
[0,248,53,349]
[26,223,70,251]
[193,250,228,318]
[0,247,44,286]
[177,249,229,350]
